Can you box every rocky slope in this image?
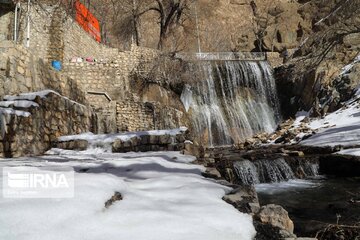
[275,0,360,118]
[110,0,346,53]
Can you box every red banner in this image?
[74,1,101,43]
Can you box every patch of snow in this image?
[335,148,360,156]
[0,151,256,240]
[0,107,31,117]
[0,100,39,108]
[4,90,58,101]
[4,90,86,108]
[301,103,360,147]
[340,53,360,75]
[292,111,309,128]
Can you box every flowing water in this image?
[233,158,319,185]
[181,60,280,146]
[256,177,360,236]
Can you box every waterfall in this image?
[233,158,319,185]
[233,160,260,185]
[181,60,280,146]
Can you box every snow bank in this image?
[4,90,58,101]
[301,101,360,147]
[0,100,39,108]
[4,90,86,108]
[0,151,256,240]
[335,148,360,156]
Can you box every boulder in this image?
[222,185,260,214]
[255,204,294,234]
[202,167,222,179]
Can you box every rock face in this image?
[125,0,337,53]
[275,0,360,118]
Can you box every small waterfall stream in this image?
[233,158,319,185]
[181,60,280,146]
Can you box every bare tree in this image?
[111,0,194,50]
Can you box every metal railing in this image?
[175,52,266,61]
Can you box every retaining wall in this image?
[0,91,97,158]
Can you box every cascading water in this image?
[181,60,280,146]
[233,158,320,185]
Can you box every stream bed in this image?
[256,177,360,237]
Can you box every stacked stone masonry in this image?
[0,91,97,158]
[116,98,155,132]
[0,41,87,104]
[13,3,118,63]
[55,131,190,153]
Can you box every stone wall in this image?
[14,3,118,63]
[61,44,159,101]
[116,96,155,132]
[62,61,125,100]
[86,93,117,134]
[116,95,185,133]
[0,41,87,104]
[0,7,13,42]
[0,91,97,158]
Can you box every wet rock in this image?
[253,221,285,240]
[55,140,88,151]
[319,154,360,177]
[112,139,124,152]
[275,136,286,144]
[222,185,260,214]
[287,151,305,157]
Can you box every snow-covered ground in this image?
[300,100,360,147]
[336,148,360,156]
[291,54,360,148]
[0,150,256,240]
